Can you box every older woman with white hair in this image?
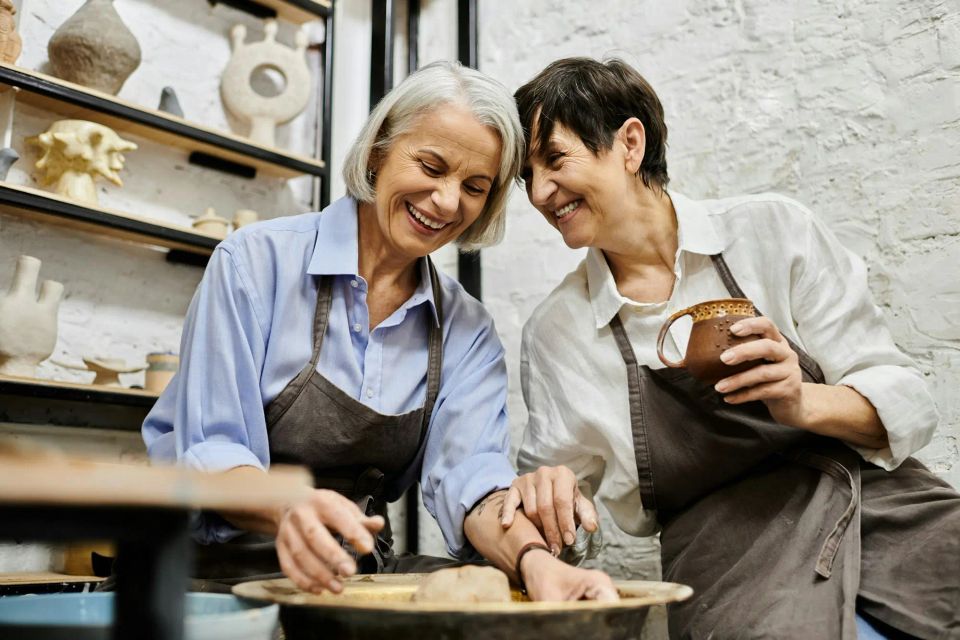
[142,61,616,601]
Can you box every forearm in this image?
[463,489,550,584]
[216,466,288,535]
[794,382,888,449]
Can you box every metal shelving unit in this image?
[0,0,337,427]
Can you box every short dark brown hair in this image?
[514,57,669,190]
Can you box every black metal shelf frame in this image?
[0,65,326,180]
[0,184,220,255]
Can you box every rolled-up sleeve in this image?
[419,309,517,559]
[789,205,939,469]
[142,245,270,542]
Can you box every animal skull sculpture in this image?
[29,120,137,206]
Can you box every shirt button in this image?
[350,280,359,288]
[352,323,362,333]
[366,389,374,398]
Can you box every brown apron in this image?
[610,254,960,639]
[192,257,461,587]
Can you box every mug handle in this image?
[656,306,694,368]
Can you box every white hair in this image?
[342,60,524,251]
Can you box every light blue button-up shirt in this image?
[143,196,516,557]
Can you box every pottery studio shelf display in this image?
[0,63,326,180]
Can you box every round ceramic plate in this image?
[234,574,692,640]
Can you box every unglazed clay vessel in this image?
[232,208,259,229]
[192,208,230,239]
[0,0,22,64]
[144,351,178,393]
[657,298,761,385]
[29,120,137,206]
[0,256,64,377]
[220,20,311,147]
[48,0,141,95]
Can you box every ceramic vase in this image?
[233,208,259,229]
[0,0,22,64]
[0,256,64,377]
[48,0,142,95]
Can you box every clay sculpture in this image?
[47,0,141,95]
[29,120,137,206]
[192,208,230,239]
[0,0,22,64]
[220,20,311,147]
[0,256,64,377]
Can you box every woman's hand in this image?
[714,316,807,427]
[520,547,619,602]
[275,489,385,594]
[499,465,599,556]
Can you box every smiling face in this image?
[521,121,632,250]
[362,103,502,262]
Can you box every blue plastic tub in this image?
[0,592,278,640]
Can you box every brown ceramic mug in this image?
[656,298,763,385]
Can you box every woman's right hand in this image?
[275,489,385,594]
[500,465,599,556]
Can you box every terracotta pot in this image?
[0,0,22,65]
[48,0,141,95]
[656,298,761,385]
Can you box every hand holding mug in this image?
[712,316,806,427]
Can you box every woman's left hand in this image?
[714,316,808,427]
[520,547,619,602]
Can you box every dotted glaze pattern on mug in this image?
[688,299,755,322]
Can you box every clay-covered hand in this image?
[714,316,806,426]
[275,488,385,594]
[520,548,619,602]
[500,465,599,556]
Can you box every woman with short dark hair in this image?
[502,57,959,638]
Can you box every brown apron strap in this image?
[609,313,658,510]
[786,448,860,579]
[710,254,825,384]
[420,257,444,439]
[265,276,334,426]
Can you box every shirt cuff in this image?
[182,440,266,473]
[433,452,516,560]
[838,366,939,470]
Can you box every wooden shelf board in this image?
[0,181,219,256]
[0,373,159,406]
[0,454,313,511]
[0,63,325,180]
[0,572,104,585]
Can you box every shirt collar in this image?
[306,197,440,327]
[586,191,727,329]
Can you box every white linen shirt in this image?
[518,192,939,537]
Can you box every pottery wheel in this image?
[233,574,692,640]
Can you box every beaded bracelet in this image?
[514,541,551,592]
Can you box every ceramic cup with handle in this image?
[656,298,763,385]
